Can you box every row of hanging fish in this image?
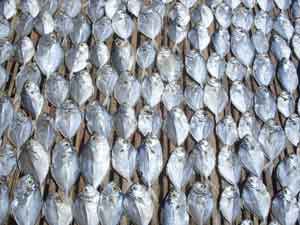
[0,0,300,225]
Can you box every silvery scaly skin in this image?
[15,37,35,64]
[212,28,230,58]
[242,176,271,222]
[65,43,89,74]
[188,24,210,51]
[216,115,239,146]
[277,58,299,94]
[18,139,50,186]
[138,106,162,137]
[0,182,9,225]
[112,138,136,182]
[226,57,247,82]
[166,147,193,190]
[190,4,213,28]
[0,143,17,177]
[20,0,40,18]
[273,13,294,41]
[79,135,111,188]
[254,11,273,34]
[114,105,137,140]
[162,82,183,111]
[277,91,295,118]
[238,112,261,139]
[161,190,189,225]
[45,73,69,107]
[238,135,265,177]
[60,0,81,18]
[284,114,300,146]
[0,17,10,41]
[51,140,80,195]
[54,12,74,38]
[54,100,82,140]
[215,3,232,28]
[168,2,190,27]
[16,63,41,95]
[96,64,118,98]
[254,87,277,122]
[127,0,143,17]
[187,182,214,225]
[230,81,254,113]
[138,7,162,40]
[253,54,275,86]
[0,0,16,20]
[92,16,113,42]
[0,96,14,138]
[11,175,43,225]
[21,81,44,119]
[141,73,164,108]
[69,15,91,45]
[190,109,214,142]
[219,185,241,223]
[136,135,163,187]
[218,146,242,185]
[123,184,154,225]
[184,82,204,111]
[34,11,55,35]
[190,140,216,178]
[43,193,73,225]
[0,40,14,64]
[207,53,226,79]
[164,107,189,146]
[271,188,299,225]
[252,30,269,54]
[98,182,124,225]
[292,34,300,60]
[232,6,254,31]
[167,21,188,45]
[136,42,156,70]
[112,9,134,40]
[271,34,291,61]
[87,0,105,22]
[90,41,110,68]
[73,186,100,225]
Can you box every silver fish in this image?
[253,54,275,86]
[277,58,298,94]
[225,0,241,9]
[138,106,161,137]
[138,7,162,40]
[242,176,271,222]
[34,11,55,35]
[54,12,74,38]
[190,140,216,178]
[127,0,143,17]
[54,100,82,139]
[92,16,113,42]
[276,154,300,195]
[203,78,228,121]
[292,1,300,19]
[0,40,14,64]
[16,63,41,95]
[218,146,242,185]
[15,36,35,64]
[166,147,193,190]
[96,64,118,99]
[271,34,291,61]
[273,13,294,41]
[240,219,253,225]
[254,87,276,122]
[98,182,124,225]
[114,105,137,140]
[65,43,89,74]
[184,82,204,111]
[35,34,64,78]
[70,70,94,106]
[231,28,255,67]
[164,107,189,146]
[0,17,10,40]
[136,42,156,70]
[187,182,214,225]
[137,135,163,187]
[73,186,100,225]
[18,139,50,186]
[274,0,291,9]
[157,48,183,83]
[230,81,253,113]
[20,0,40,18]
[111,39,135,73]
[112,137,136,182]
[168,2,190,27]
[61,0,81,18]
[15,13,35,37]
[11,175,43,225]
[79,135,111,188]
[148,0,166,18]
[207,52,226,79]
[114,71,141,107]
[238,112,260,139]
[0,182,9,225]
[104,0,121,19]
[70,15,91,45]
[272,188,299,225]
[51,140,80,195]
[292,34,300,60]
[0,143,16,177]
[216,115,238,146]
[254,11,273,34]
[215,3,232,28]
[188,25,210,52]
[212,28,230,58]
[162,82,183,111]
[124,183,154,225]
[167,21,188,45]
[238,135,265,176]
[219,186,241,223]
[43,193,73,225]
[190,109,214,141]
[258,120,286,161]
[112,9,134,40]
[243,0,255,8]
[21,81,44,119]
[232,6,253,31]
[161,190,189,225]
[85,101,113,138]
[0,0,16,20]
[285,114,300,146]
[35,113,56,151]
[39,0,58,15]
[45,73,69,107]
[0,96,14,137]
[226,57,247,82]
[141,73,164,108]
[90,41,110,68]
[257,0,273,11]
[252,30,269,54]
[191,3,214,28]
[87,0,105,22]
[185,50,207,87]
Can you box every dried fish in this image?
[92,16,113,42]
[238,112,260,139]
[253,54,275,86]
[141,73,164,108]
[87,0,104,22]
[215,3,232,28]
[184,82,204,111]
[16,63,41,95]
[35,113,56,151]
[285,114,300,146]
[254,11,273,34]
[212,28,230,58]
[15,37,35,64]
[136,42,156,70]
[0,40,14,64]
[112,9,134,39]
[54,12,74,38]
[65,43,89,74]
[45,73,69,107]
[138,106,161,137]
[0,182,9,225]
[61,0,81,18]
[273,13,294,41]
[226,57,247,81]
[277,58,298,94]
[219,186,241,223]
[90,41,110,68]
[230,81,253,113]
[111,39,135,73]
[185,50,207,87]
[277,91,295,118]
[271,34,291,61]
[0,143,16,177]
[70,15,91,45]
[190,109,214,141]
[191,4,214,28]
[138,7,162,40]
[96,64,118,100]
[254,87,276,122]
[0,96,14,138]
[188,25,210,51]
[114,105,137,140]
[207,52,226,79]
[0,0,16,20]
[34,11,55,35]
[232,6,253,31]
[20,0,40,18]
[162,82,183,111]
[216,115,238,146]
